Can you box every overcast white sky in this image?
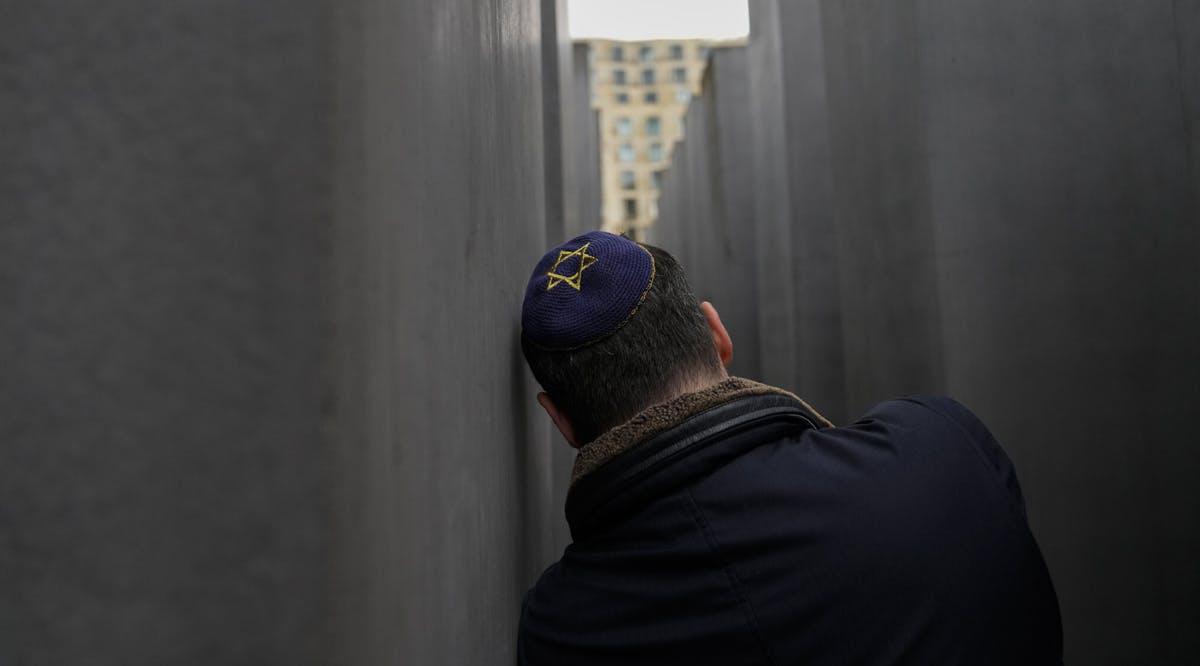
[567,0,749,41]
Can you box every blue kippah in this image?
[522,231,656,350]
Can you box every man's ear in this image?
[537,392,580,449]
[700,301,733,368]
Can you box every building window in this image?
[616,92,629,104]
[612,46,624,61]
[641,68,655,85]
[613,69,626,85]
[675,88,691,104]
[670,44,684,60]
[639,45,654,62]
[645,116,661,136]
[699,46,710,60]
[624,198,638,220]
[672,67,687,83]
[620,170,636,190]
[618,143,635,162]
[648,142,663,162]
[615,117,632,136]
[652,170,663,190]
[644,91,658,103]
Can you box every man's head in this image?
[521,231,731,447]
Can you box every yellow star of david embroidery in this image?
[546,242,598,291]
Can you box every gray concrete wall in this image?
[1,1,572,664]
[820,1,947,414]
[659,1,1200,662]
[652,50,762,379]
[331,1,567,664]
[878,3,1199,661]
[0,2,333,663]
[657,11,849,420]
[746,0,849,423]
[814,2,1200,661]
[744,0,802,395]
[540,6,590,552]
[566,42,604,238]
[1175,0,1200,229]
[541,0,570,243]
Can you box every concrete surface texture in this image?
[821,0,948,414]
[541,0,570,243]
[651,49,762,380]
[565,43,604,239]
[880,2,1200,661]
[657,1,1199,662]
[330,1,567,664]
[1179,0,1200,214]
[742,0,801,395]
[0,2,333,664]
[818,1,1200,661]
[746,0,848,423]
[1,0,573,664]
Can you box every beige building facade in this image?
[586,38,742,239]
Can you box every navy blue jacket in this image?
[518,379,1062,664]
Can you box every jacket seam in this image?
[683,492,778,666]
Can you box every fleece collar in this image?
[570,376,832,488]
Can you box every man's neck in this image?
[656,369,728,410]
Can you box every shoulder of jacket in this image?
[870,395,979,425]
